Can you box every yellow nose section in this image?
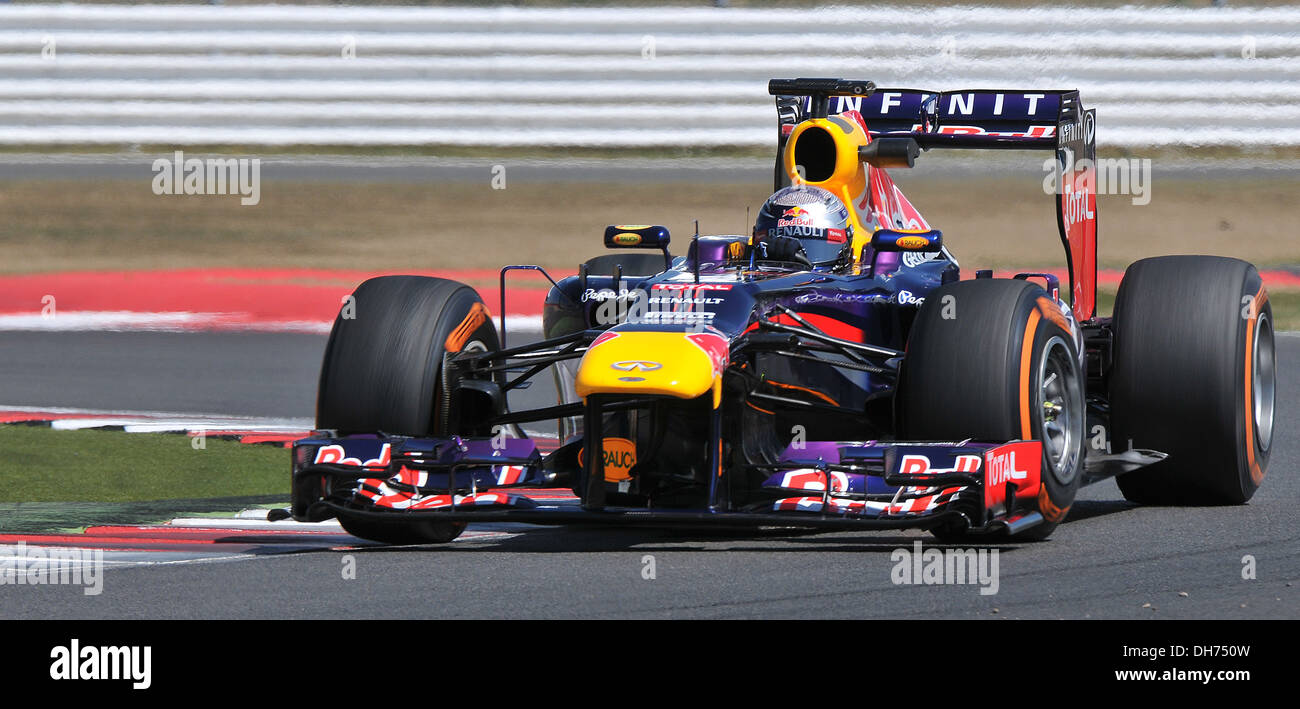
[575,330,729,408]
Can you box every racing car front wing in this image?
[291,433,1047,535]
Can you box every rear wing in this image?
[772,80,1098,321]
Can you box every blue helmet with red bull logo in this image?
[752,185,854,268]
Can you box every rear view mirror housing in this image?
[592,225,673,287]
[867,229,944,275]
[603,225,671,250]
[869,228,943,253]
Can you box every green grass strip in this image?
[0,426,289,504]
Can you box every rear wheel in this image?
[317,276,499,544]
[1110,256,1273,505]
[898,278,1085,541]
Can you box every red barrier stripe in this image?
[0,532,230,546]
[1,268,1295,334]
[0,269,563,325]
[0,412,127,423]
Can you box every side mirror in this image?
[858,137,920,169]
[604,225,670,250]
[867,229,944,276]
[602,224,672,276]
[869,228,943,253]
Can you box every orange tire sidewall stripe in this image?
[1245,287,1269,486]
[445,302,489,354]
[1018,309,1042,442]
[1019,307,1070,522]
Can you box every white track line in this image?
[0,311,543,334]
[166,517,342,531]
[0,403,314,430]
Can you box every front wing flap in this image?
[291,434,547,520]
[754,439,1044,533]
[292,435,1044,534]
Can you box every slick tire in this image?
[317,275,499,544]
[1110,256,1274,505]
[317,275,498,436]
[898,278,1085,541]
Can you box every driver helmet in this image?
[752,185,854,267]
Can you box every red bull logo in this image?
[778,205,815,228]
[898,454,981,477]
[313,443,391,468]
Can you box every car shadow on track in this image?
[1064,498,1137,523]
[340,499,1140,554]
[345,527,1019,554]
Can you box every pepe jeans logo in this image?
[610,361,662,372]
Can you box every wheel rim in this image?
[1037,336,1084,485]
[1253,313,1275,452]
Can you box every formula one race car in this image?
[289,78,1276,544]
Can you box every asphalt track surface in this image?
[0,331,324,419]
[0,330,1296,619]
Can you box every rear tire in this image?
[317,275,498,544]
[898,278,1085,541]
[1110,256,1273,505]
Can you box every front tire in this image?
[317,276,498,437]
[317,275,498,544]
[898,278,1085,541]
[1110,256,1274,505]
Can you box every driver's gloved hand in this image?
[757,235,800,260]
[756,235,812,266]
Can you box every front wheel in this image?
[898,278,1085,541]
[316,275,500,544]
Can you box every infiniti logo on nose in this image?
[610,360,662,372]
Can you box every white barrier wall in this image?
[1,4,1298,147]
